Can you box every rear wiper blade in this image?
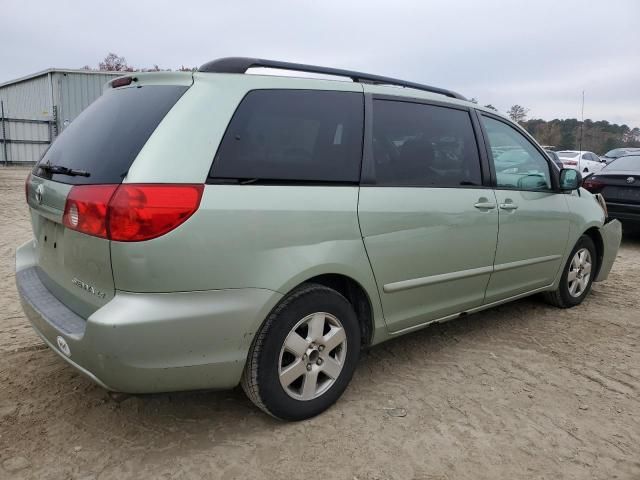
[38,164,90,177]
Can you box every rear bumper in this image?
[594,219,622,282]
[15,240,283,393]
[606,202,640,224]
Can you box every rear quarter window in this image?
[210,90,364,183]
[34,85,188,185]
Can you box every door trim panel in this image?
[388,283,553,336]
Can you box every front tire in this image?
[544,235,597,308]
[241,283,361,421]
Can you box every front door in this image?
[358,97,498,333]
[479,114,570,302]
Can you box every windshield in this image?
[604,149,625,158]
[34,85,188,185]
[605,155,640,171]
[557,151,579,158]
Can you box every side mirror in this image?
[560,168,582,191]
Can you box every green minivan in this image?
[16,58,622,420]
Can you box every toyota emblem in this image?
[626,177,635,184]
[56,336,71,357]
[35,183,44,204]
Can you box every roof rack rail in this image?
[198,57,466,101]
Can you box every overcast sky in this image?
[2,0,639,126]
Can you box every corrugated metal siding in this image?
[1,70,119,162]
[0,74,52,120]
[6,142,49,163]
[55,72,113,130]
[6,120,50,141]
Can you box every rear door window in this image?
[210,90,364,183]
[34,85,188,185]
[370,100,482,187]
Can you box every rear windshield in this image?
[557,151,579,158]
[34,85,188,185]
[605,155,640,170]
[604,148,627,158]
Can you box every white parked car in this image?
[556,150,606,174]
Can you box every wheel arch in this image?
[258,271,378,348]
[583,226,604,279]
[301,273,375,347]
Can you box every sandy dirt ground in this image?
[0,166,639,480]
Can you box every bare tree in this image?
[140,64,171,72]
[87,54,196,72]
[507,105,529,124]
[99,53,133,72]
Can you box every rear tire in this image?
[241,283,361,421]
[544,235,597,308]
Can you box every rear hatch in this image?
[27,77,190,319]
[602,175,640,204]
[596,160,640,204]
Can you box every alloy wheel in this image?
[278,312,347,401]
[568,247,592,298]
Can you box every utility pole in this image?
[1,100,8,166]
[578,90,585,152]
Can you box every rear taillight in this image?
[62,184,203,241]
[108,185,203,241]
[564,160,578,166]
[582,177,604,193]
[63,185,118,238]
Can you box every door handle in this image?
[499,203,518,210]
[474,202,496,209]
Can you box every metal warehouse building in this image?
[0,69,121,164]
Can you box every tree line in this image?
[82,52,196,73]
[506,104,640,154]
[521,118,640,154]
[472,100,638,154]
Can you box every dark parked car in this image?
[600,148,640,163]
[583,155,640,225]
[545,150,563,169]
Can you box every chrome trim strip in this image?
[383,255,561,294]
[383,265,493,293]
[493,254,562,273]
[382,255,562,293]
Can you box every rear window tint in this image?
[371,100,482,187]
[34,85,188,185]
[210,90,363,183]
[607,155,640,170]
